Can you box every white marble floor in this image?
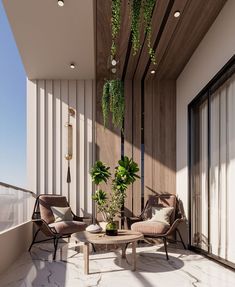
[0,241,235,287]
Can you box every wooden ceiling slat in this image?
[117,0,131,78]
[146,0,189,80]
[134,0,171,80]
[124,15,146,80]
[156,0,227,79]
[96,0,111,80]
[96,0,226,82]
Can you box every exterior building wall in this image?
[0,222,32,274]
[27,79,95,216]
[176,0,235,237]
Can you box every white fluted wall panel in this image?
[27,79,95,216]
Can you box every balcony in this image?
[0,0,235,286]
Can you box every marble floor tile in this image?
[0,241,234,287]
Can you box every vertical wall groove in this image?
[27,79,95,216]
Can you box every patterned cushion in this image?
[49,221,87,235]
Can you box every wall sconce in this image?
[65,107,75,183]
[65,123,73,161]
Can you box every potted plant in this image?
[90,156,139,236]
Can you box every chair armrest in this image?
[126,216,142,229]
[32,219,57,235]
[165,218,184,236]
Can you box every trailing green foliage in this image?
[110,0,157,64]
[111,0,121,58]
[109,79,124,129]
[130,0,142,55]
[102,79,125,130]
[102,81,110,129]
[143,0,156,64]
[91,156,139,223]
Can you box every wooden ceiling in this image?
[96,0,226,81]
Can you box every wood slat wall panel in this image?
[94,0,225,217]
[132,81,142,216]
[124,79,133,217]
[152,79,176,195]
[144,79,153,203]
[96,80,121,188]
[85,80,93,214]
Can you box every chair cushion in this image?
[39,195,69,224]
[150,207,174,225]
[131,220,170,236]
[51,206,73,222]
[49,221,87,235]
[142,194,177,224]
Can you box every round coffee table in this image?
[72,230,143,274]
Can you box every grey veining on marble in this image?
[0,240,235,287]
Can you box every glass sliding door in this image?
[189,57,235,267]
[210,74,235,263]
[190,97,209,252]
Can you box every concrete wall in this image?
[27,79,95,216]
[0,222,32,274]
[176,0,235,239]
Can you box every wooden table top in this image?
[72,230,143,245]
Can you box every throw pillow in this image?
[150,206,174,225]
[51,206,73,222]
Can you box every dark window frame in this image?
[188,54,235,270]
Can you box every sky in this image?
[0,1,26,188]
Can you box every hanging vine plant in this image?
[130,0,142,55]
[143,0,156,64]
[102,79,124,130]
[110,0,156,63]
[111,0,121,58]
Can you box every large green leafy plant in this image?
[90,156,139,224]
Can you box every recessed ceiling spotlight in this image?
[150,70,156,74]
[174,11,180,18]
[70,63,75,69]
[58,0,64,7]
[111,59,117,66]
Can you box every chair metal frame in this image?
[126,194,186,260]
[28,194,86,260]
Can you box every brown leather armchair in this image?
[28,194,87,260]
[127,194,186,260]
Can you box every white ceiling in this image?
[3,0,95,79]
